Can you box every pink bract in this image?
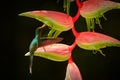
[19,10,73,31]
[81,0,120,18]
[25,43,72,62]
[65,60,82,80]
[76,32,120,50]
[80,0,120,31]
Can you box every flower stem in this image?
[72,26,79,38]
[72,0,82,37]
[72,0,83,23]
[68,56,73,63]
[70,41,77,51]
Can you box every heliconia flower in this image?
[19,10,74,37]
[25,43,72,62]
[65,57,82,80]
[76,32,120,56]
[80,0,120,31]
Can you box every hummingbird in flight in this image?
[29,24,63,74]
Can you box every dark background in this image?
[1,0,120,80]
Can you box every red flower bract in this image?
[80,0,120,31]
[25,43,72,62]
[19,10,74,37]
[65,60,82,80]
[76,32,120,50]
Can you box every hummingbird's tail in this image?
[29,54,33,74]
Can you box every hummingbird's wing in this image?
[40,37,63,46]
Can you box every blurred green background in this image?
[1,0,120,80]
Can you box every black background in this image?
[1,0,120,80]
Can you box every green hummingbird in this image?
[29,24,63,74]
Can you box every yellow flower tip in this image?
[93,49,106,56]
[85,17,102,31]
[25,52,30,56]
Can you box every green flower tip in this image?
[19,10,74,37]
[80,0,120,31]
[25,43,72,62]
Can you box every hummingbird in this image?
[29,24,63,74]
